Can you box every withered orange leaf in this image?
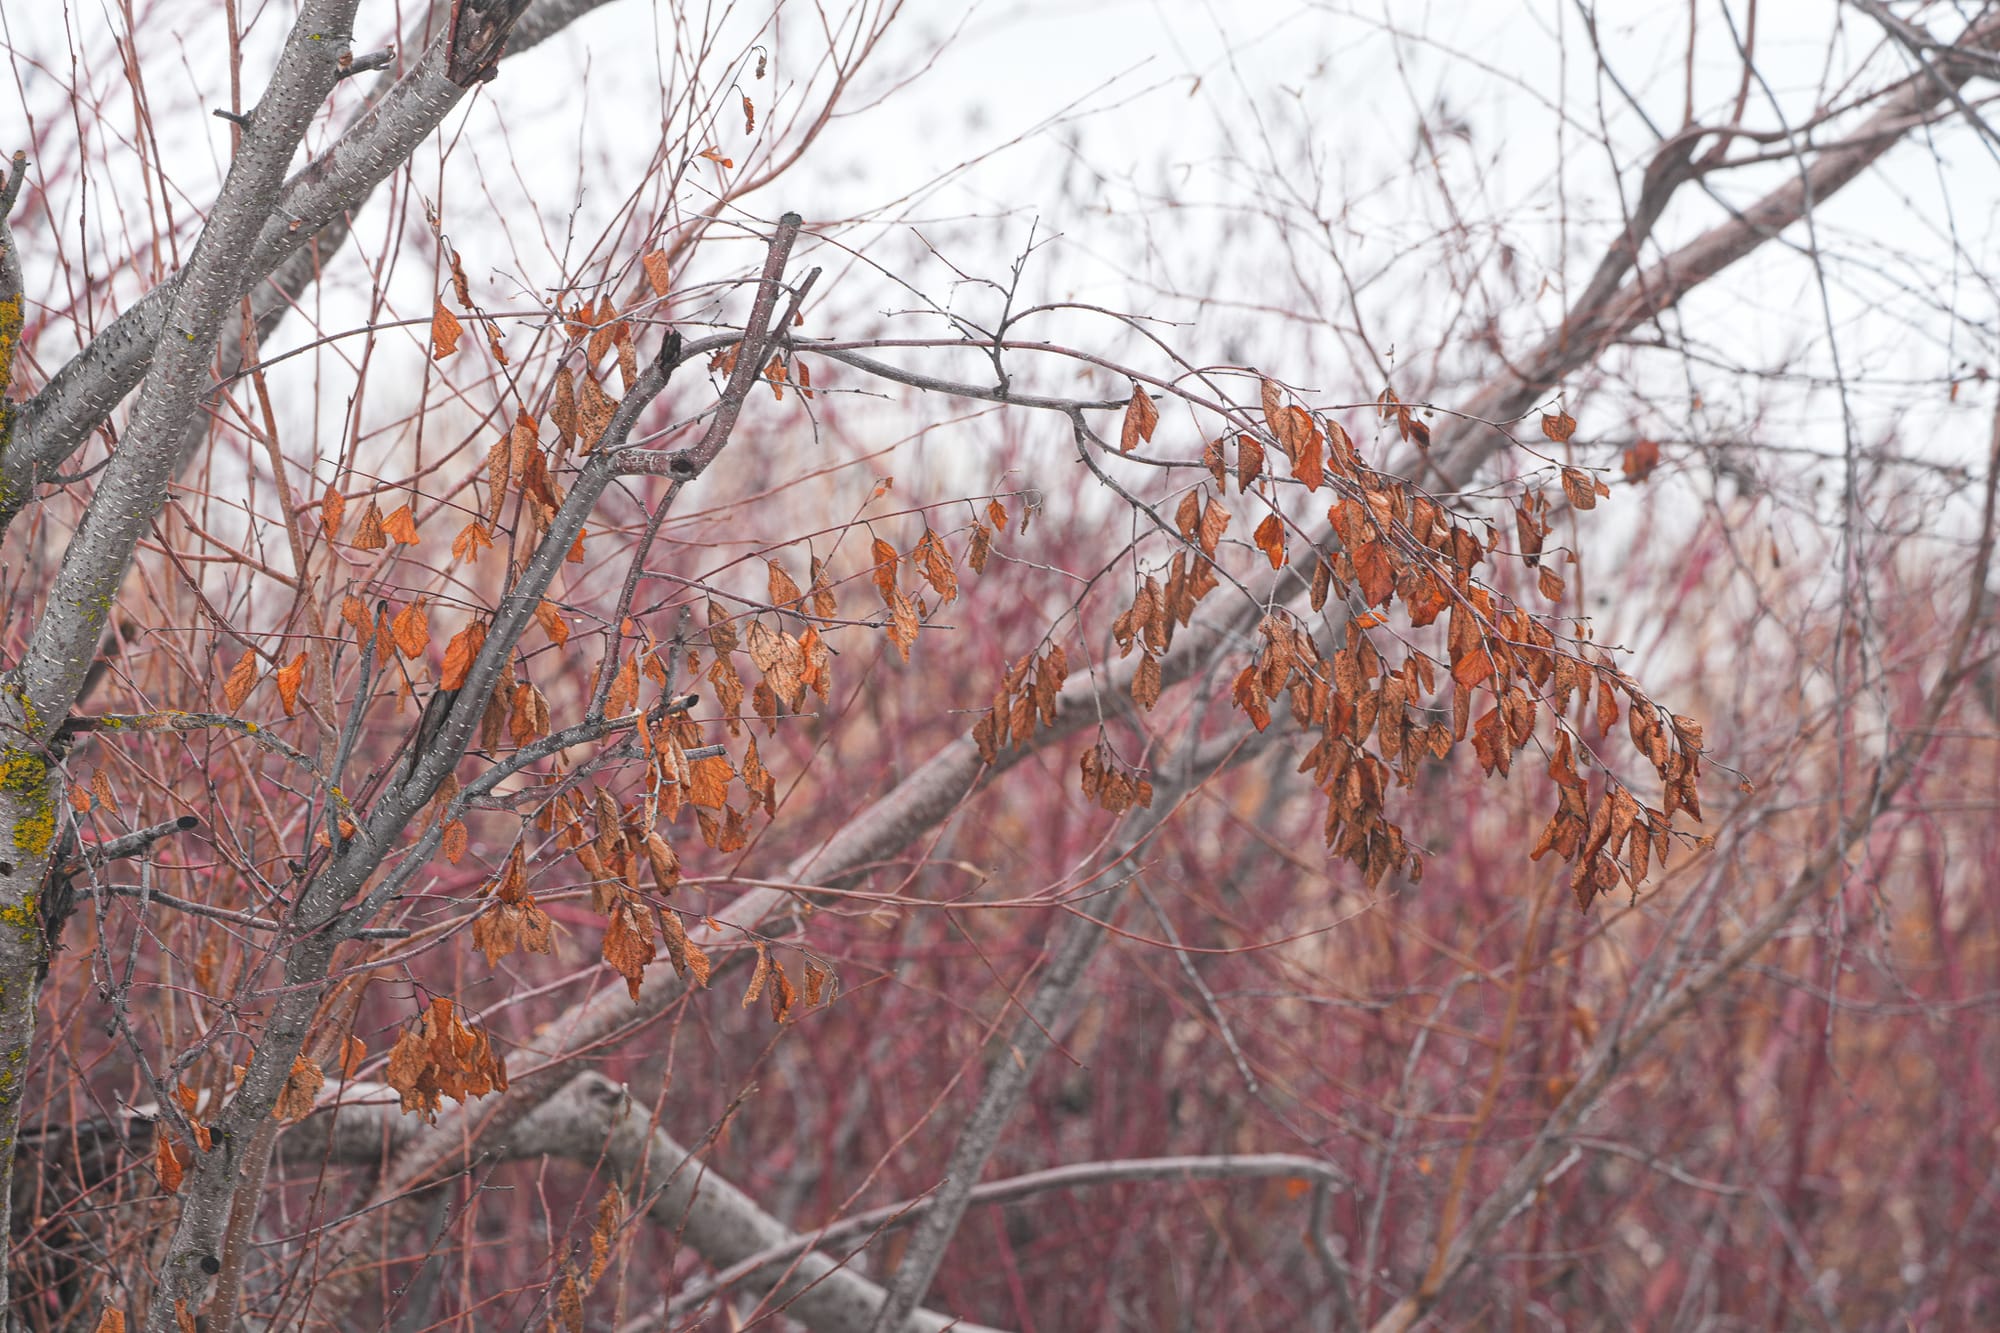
[1260,377,1285,436]
[440,621,487,691]
[659,909,711,986]
[90,769,118,815]
[508,410,538,485]
[451,520,493,565]
[1202,437,1226,487]
[273,1056,324,1124]
[431,300,462,360]
[1293,425,1324,491]
[1238,433,1265,491]
[768,559,802,609]
[1120,386,1159,452]
[382,503,420,545]
[641,248,671,298]
[606,656,639,715]
[1351,541,1394,608]
[535,599,570,646]
[1196,499,1230,556]
[1622,438,1661,482]
[1175,489,1201,540]
[274,653,308,716]
[222,650,258,712]
[341,594,371,638]
[1560,466,1598,511]
[689,755,733,809]
[156,1135,183,1193]
[870,537,898,602]
[742,944,772,1008]
[602,902,656,1001]
[1541,410,1577,444]
[392,599,431,659]
[577,374,618,452]
[1253,514,1285,569]
[1132,652,1162,710]
[321,486,346,538]
[886,587,920,661]
[351,498,386,550]
[1452,646,1495,689]
[550,367,579,455]
[913,529,957,603]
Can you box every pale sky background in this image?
[7,1,1999,607]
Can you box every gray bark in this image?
[0,3,365,1320]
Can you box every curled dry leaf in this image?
[382,503,420,545]
[1622,438,1661,482]
[768,559,802,609]
[351,498,386,550]
[913,528,957,603]
[321,485,346,538]
[155,1136,183,1194]
[641,248,671,298]
[1120,385,1160,452]
[1237,433,1264,491]
[391,599,430,659]
[606,656,639,716]
[870,537,898,602]
[602,899,656,1001]
[274,653,308,715]
[1132,652,1162,710]
[440,620,486,691]
[222,650,258,712]
[272,1056,324,1124]
[1253,513,1285,569]
[430,300,462,360]
[535,599,570,646]
[689,754,733,809]
[451,520,493,565]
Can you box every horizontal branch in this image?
[660,1152,1348,1324]
[282,1075,1005,1333]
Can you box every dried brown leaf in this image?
[1120,385,1159,452]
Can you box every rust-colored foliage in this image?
[384,999,508,1122]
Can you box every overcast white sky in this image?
[8,1,1998,533]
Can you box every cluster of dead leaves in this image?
[550,1192,630,1333]
[470,846,555,968]
[1088,375,1703,902]
[1531,670,1705,910]
[1080,737,1153,814]
[539,775,713,996]
[151,1085,212,1195]
[706,588,834,739]
[973,643,1066,765]
[429,245,512,365]
[384,997,507,1121]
